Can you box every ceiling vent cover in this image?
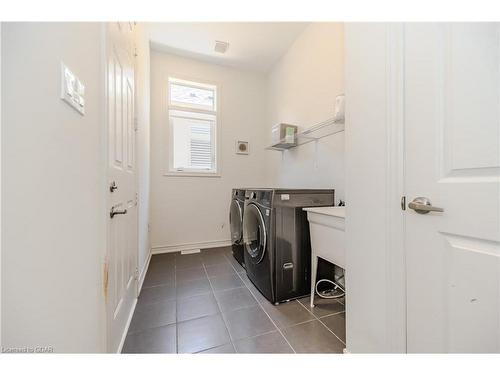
[214,40,229,54]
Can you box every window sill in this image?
[163,171,221,178]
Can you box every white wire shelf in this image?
[266,118,345,152]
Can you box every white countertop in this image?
[303,206,346,218]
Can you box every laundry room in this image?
[3,15,499,360]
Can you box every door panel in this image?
[106,22,137,352]
[405,23,500,353]
[445,24,499,172]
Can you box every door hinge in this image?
[401,196,406,211]
[134,267,139,281]
[134,117,138,131]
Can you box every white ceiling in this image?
[147,22,309,73]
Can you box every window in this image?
[167,78,218,175]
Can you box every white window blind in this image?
[189,124,212,169]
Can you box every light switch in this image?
[61,62,85,115]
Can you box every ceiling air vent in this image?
[214,40,229,54]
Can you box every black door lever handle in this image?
[110,207,127,218]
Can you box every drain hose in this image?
[315,278,345,299]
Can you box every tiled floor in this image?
[122,246,346,354]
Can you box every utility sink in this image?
[303,206,345,269]
[304,206,346,307]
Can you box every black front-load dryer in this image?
[243,188,334,304]
[229,188,246,267]
[242,190,273,301]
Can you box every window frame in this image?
[164,76,220,177]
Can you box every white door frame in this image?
[384,23,407,353]
[345,22,407,353]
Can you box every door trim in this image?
[102,21,112,353]
[385,23,407,353]
[99,22,108,353]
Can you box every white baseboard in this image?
[151,239,232,254]
[137,250,152,294]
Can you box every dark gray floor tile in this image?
[321,312,346,343]
[148,261,175,274]
[150,253,176,264]
[243,279,270,304]
[298,296,345,318]
[261,300,315,328]
[209,274,244,292]
[177,314,230,353]
[215,287,257,312]
[128,299,176,334]
[205,263,236,278]
[223,305,276,341]
[143,267,175,288]
[197,343,235,354]
[226,255,245,273]
[201,246,232,255]
[176,278,212,299]
[177,293,219,322]
[122,324,176,353]
[202,253,230,266]
[201,247,224,255]
[282,320,344,353]
[139,283,176,305]
[176,266,207,283]
[238,271,251,285]
[234,331,293,353]
[175,253,203,269]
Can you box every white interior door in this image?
[106,22,138,352]
[405,23,500,352]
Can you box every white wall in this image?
[265,23,345,203]
[344,23,406,353]
[134,24,151,284]
[150,50,268,252]
[1,23,106,352]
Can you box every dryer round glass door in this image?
[243,203,267,264]
[230,200,243,244]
